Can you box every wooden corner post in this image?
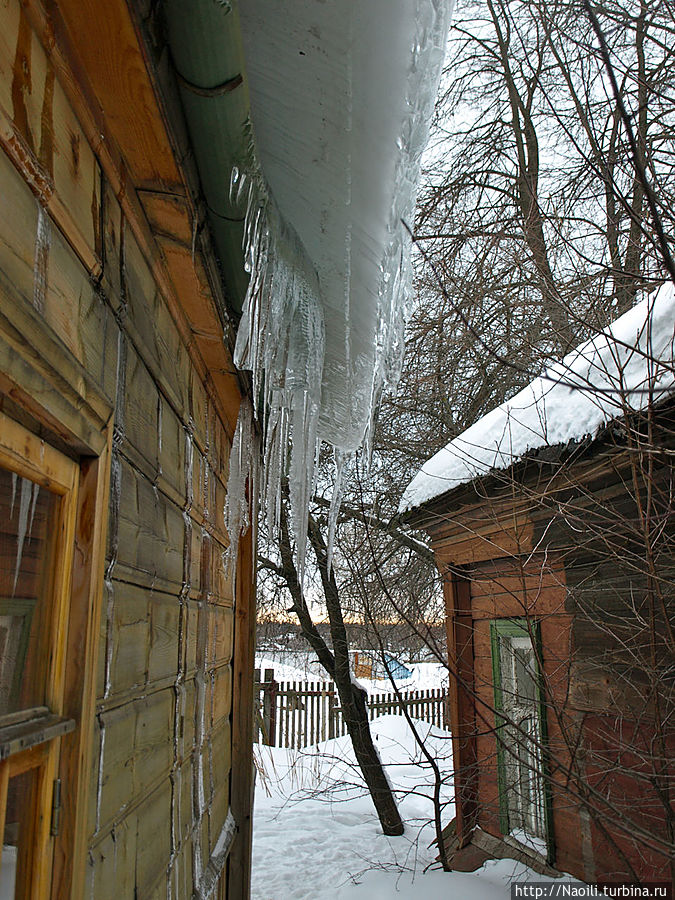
[227,517,256,899]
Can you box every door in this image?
[0,414,78,899]
[491,619,550,852]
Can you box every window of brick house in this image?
[490,618,551,856]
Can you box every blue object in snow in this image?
[383,653,412,681]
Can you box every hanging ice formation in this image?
[225,0,451,584]
[12,476,40,596]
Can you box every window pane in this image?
[494,626,548,843]
[1,766,39,899]
[0,468,58,716]
[514,647,536,704]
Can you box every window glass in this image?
[513,646,537,704]
[0,468,58,717]
[1,766,39,899]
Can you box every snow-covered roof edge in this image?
[400,282,675,514]
[225,2,452,581]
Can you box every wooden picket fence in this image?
[254,668,448,749]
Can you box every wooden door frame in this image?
[51,437,112,900]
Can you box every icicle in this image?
[227,161,325,587]
[95,717,106,833]
[226,1,450,582]
[12,477,33,595]
[193,836,203,888]
[224,397,254,575]
[10,472,16,518]
[157,396,163,477]
[104,330,126,698]
[28,481,40,539]
[33,202,51,314]
[287,388,320,586]
[103,454,122,699]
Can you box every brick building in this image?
[402,288,675,884]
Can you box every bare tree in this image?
[254,0,675,871]
[258,483,404,836]
[399,0,675,467]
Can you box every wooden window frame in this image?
[0,412,80,712]
[0,411,79,897]
[0,403,111,900]
[490,617,555,863]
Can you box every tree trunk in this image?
[338,680,404,836]
[272,493,404,836]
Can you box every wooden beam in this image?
[52,435,113,900]
[43,0,182,191]
[227,520,256,899]
[444,572,479,847]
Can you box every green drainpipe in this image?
[162,0,250,313]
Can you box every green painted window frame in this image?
[490,617,555,862]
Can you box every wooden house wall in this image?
[533,472,675,883]
[0,1,245,896]
[89,207,236,900]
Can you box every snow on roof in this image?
[228,1,450,580]
[237,0,450,450]
[400,282,675,513]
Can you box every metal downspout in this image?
[162,0,250,313]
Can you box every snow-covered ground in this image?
[251,715,561,899]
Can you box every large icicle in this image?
[363,0,453,458]
[12,477,35,596]
[226,0,451,582]
[228,167,325,584]
[224,396,254,578]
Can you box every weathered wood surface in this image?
[0,0,252,894]
[20,0,246,442]
[54,446,113,900]
[0,134,114,446]
[429,503,536,567]
[0,1,102,275]
[87,228,238,897]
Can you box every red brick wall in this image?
[462,555,587,876]
[581,715,674,882]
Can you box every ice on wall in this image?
[225,0,451,579]
[400,282,675,513]
[224,396,254,578]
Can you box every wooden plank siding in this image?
[0,0,254,897]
